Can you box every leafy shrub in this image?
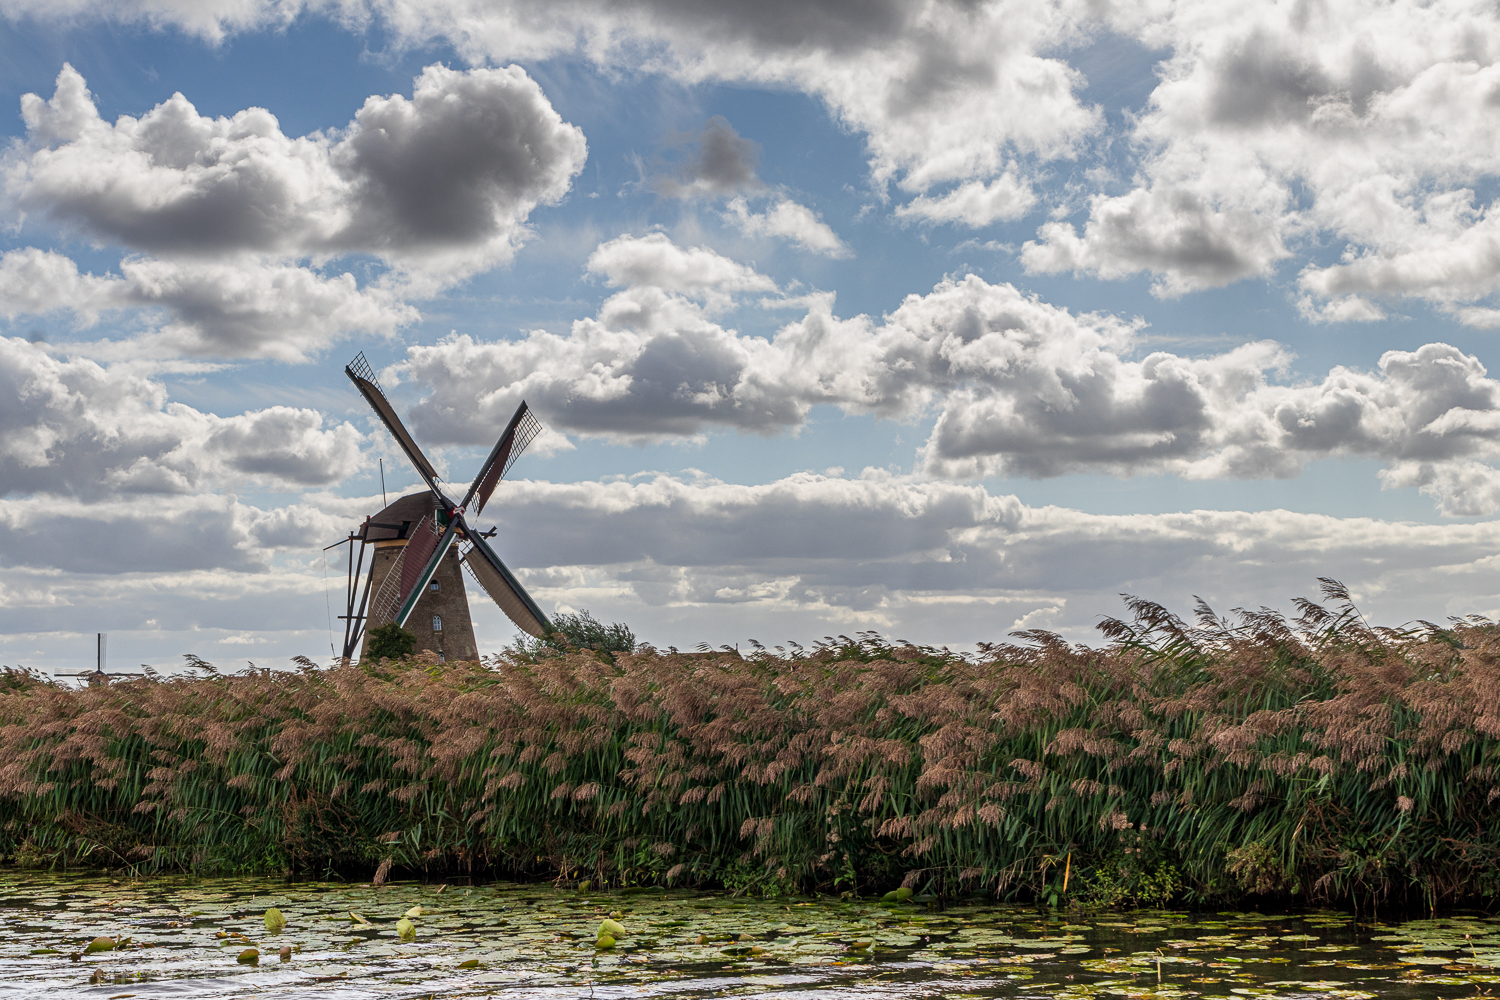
[1226,842,1292,896]
[510,610,635,663]
[364,623,416,662]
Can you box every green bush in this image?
[1226,842,1292,896]
[364,623,416,662]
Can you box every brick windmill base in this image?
[356,493,479,663]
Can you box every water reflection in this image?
[0,872,1495,998]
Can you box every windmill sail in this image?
[461,401,541,517]
[345,353,442,492]
[392,519,459,628]
[343,350,552,646]
[365,516,424,629]
[462,536,549,638]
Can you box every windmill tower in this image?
[331,353,550,662]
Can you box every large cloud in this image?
[0,494,344,574]
[1024,0,1500,314]
[0,1,1097,220]
[446,470,1500,638]
[0,62,585,358]
[7,62,586,271]
[400,234,1500,513]
[16,2,1500,319]
[7,469,1500,664]
[0,337,364,498]
[0,248,416,361]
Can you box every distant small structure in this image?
[55,634,144,686]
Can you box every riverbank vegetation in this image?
[4,580,1499,912]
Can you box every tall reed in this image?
[2,580,1498,910]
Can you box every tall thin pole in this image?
[342,531,358,660]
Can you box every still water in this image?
[0,871,1497,998]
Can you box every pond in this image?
[1,871,1497,999]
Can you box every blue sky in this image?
[5,0,1500,673]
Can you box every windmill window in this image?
[429,580,439,592]
[432,615,443,631]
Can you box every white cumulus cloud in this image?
[0,337,365,498]
[461,470,1500,637]
[8,62,586,273]
[722,197,849,257]
[0,1,1098,224]
[0,248,417,361]
[399,234,1500,514]
[1,61,586,358]
[1025,0,1500,313]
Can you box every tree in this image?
[365,623,416,662]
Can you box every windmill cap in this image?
[360,492,437,542]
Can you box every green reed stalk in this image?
[1,585,1499,908]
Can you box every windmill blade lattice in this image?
[463,402,542,518]
[392,520,459,629]
[346,353,443,491]
[462,535,549,638]
[365,513,435,629]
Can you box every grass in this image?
[3,579,1500,911]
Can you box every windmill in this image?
[55,633,144,686]
[329,352,550,663]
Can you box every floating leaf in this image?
[459,958,480,969]
[596,934,616,949]
[264,907,287,932]
[895,887,914,902]
[84,937,115,954]
[349,911,372,925]
[236,948,259,964]
[403,904,424,918]
[396,917,416,941]
[577,880,591,892]
[600,918,627,938]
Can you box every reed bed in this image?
[3,580,1500,910]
